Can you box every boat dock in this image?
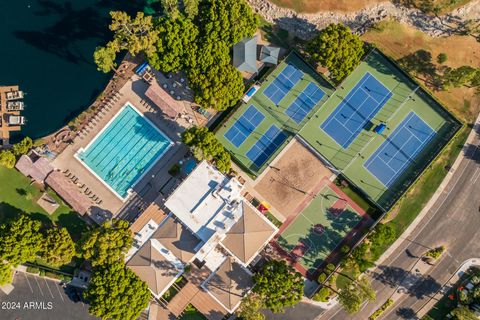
[0,86,25,147]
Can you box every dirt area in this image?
[269,0,385,13]
[362,20,480,122]
[254,138,334,218]
[268,0,471,13]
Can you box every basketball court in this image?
[275,179,369,276]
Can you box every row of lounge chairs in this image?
[62,169,103,205]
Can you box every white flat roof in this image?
[165,161,243,243]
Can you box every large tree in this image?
[0,151,16,169]
[40,227,76,267]
[236,293,265,320]
[338,276,376,314]
[12,137,33,156]
[451,305,477,320]
[307,23,364,82]
[443,66,479,88]
[253,260,304,313]
[94,12,159,73]
[198,0,259,46]
[84,262,150,320]
[0,262,13,286]
[80,219,132,267]
[181,126,231,173]
[0,214,43,266]
[183,0,199,19]
[147,16,198,73]
[188,62,244,111]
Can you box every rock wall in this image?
[247,0,480,39]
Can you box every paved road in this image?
[320,130,480,320]
[0,272,96,320]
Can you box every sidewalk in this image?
[376,117,479,266]
[416,258,480,318]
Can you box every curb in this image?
[375,117,479,266]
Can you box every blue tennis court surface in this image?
[321,72,392,148]
[247,125,288,167]
[285,83,325,124]
[364,112,436,187]
[224,105,265,147]
[263,64,304,105]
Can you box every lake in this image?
[0,0,144,141]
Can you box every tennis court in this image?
[263,64,304,105]
[320,72,392,148]
[224,105,265,147]
[276,182,367,275]
[285,82,325,124]
[246,125,288,167]
[364,112,436,187]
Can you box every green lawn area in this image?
[0,166,90,240]
[179,305,206,320]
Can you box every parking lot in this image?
[0,271,96,320]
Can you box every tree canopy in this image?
[40,227,76,268]
[80,219,132,267]
[147,16,198,73]
[451,305,478,320]
[13,137,33,156]
[0,214,43,266]
[94,12,159,73]
[253,260,304,313]
[236,293,265,320]
[307,23,364,82]
[0,262,12,286]
[84,262,150,320]
[338,276,376,314]
[181,126,231,173]
[0,150,16,169]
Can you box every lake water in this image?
[0,0,143,141]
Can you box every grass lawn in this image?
[179,305,206,320]
[362,20,480,123]
[0,166,90,240]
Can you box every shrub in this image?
[325,263,335,273]
[341,245,350,254]
[425,246,445,260]
[45,271,64,280]
[13,137,33,156]
[39,269,46,277]
[318,272,327,283]
[0,150,16,169]
[369,299,393,320]
[312,287,331,302]
[437,53,448,64]
[26,266,40,274]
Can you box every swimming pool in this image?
[76,103,172,199]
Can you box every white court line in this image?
[385,144,479,265]
[23,272,33,293]
[55,283,65,302]
[34,275,44,296]
[44,278,54,299]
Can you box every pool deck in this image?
[52,76,188,218]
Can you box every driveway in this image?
[0,272,96,320]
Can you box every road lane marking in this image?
[471,167,480,184]
[33,275,44,296]
[44,278,54,299]
[23,272,33,293]
[55,283,65,302]
[386,144,479,264]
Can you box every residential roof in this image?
[233,36,258,73]
[45,171,91,215]
[145,81,184,119]
[126,241,181,297]
[203,257,253,313]
[260,45,280,65]
[221,201,277,265]
[152,217,201,263]
[164,161,243,241]
[130,202,168,235]
[15,155,53,183]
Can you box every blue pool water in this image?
[77,104,172,198]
